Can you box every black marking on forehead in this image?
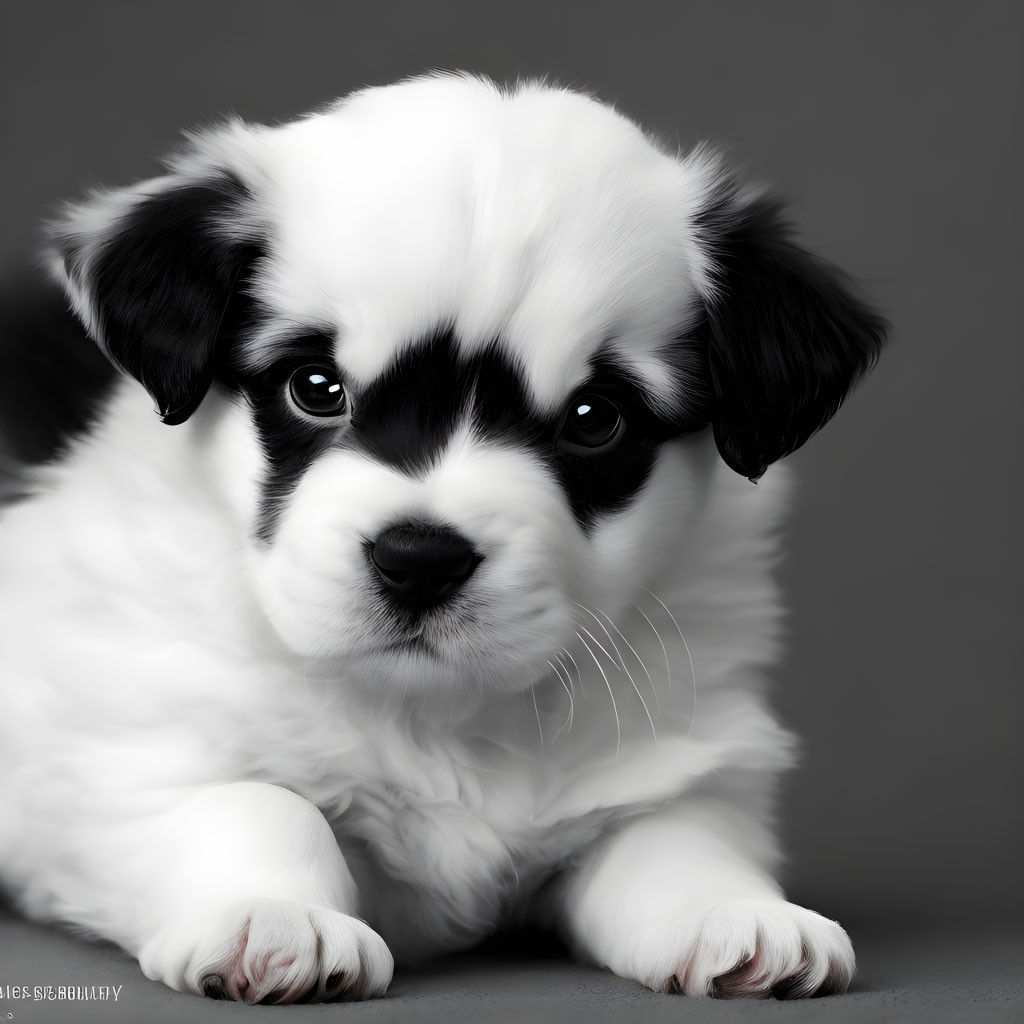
[233,325,712,541]
[351,328,539,475]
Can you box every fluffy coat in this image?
[0,74,884,1003]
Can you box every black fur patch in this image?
[58,175,263,425]
[351,330,538,475]
[694,181,888,480]
[0,274,114,465]
[234,328,710,539]
[552,349,709,526]
[223,331,342,542]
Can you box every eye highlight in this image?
[556,393,624,453]
[288,365,348,418]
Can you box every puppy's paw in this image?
[140,898,393,1003]
[661,899,854,999]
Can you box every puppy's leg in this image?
[127,783,391,1003]
[555,797,853,999]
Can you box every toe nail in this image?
[202,975,228,1000]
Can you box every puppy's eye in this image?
[557,394,624,453]
[288,365,348,417]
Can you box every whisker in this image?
[579,603,657,743]
[577,629,621,758]
[553,652,575,698]
[644,588,698,736]
[576,624,618,667]
[547,659,575,740]
[631,599,672,697]
[593,606,661,716]
[562,647,586,699]
[530,684,545,750]
[574,603,626,669]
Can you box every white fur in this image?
[0,74,855,1003]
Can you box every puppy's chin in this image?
[256,594,569,698]
[339,645,549,698]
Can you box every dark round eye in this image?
[288,365,347,417]
[557,393,624,453]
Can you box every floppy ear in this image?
[49,171,260,425]
[697,183,888,481]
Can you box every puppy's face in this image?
[236,342,710,694]
[52,75,884,695]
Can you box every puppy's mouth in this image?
[374,636,437,658]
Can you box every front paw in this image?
[659,899,854,999]
[139,898,393,1003]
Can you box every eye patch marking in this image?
[232,326,711,541]
[224,330,343,541]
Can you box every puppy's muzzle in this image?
[368,522,480,612]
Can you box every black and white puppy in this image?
[0,73,885,1003]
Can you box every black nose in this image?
[368,523,480,611]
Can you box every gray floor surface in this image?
[1,910,1021,1024]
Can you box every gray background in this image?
[1,1,1021,1021]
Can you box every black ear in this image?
[51,173,260,425]
[697,185,888,481]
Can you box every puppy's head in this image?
[50,74,885,695]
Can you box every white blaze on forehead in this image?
[236,74,712,413]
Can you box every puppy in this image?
[0,73,885,1003]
